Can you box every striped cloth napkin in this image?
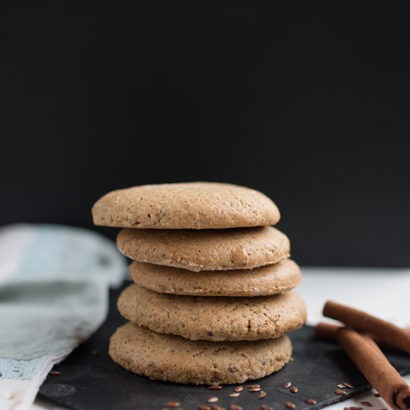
[0,224,127,410]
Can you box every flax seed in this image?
[258,391,267,399]
[199,406,211,410]
[335,389,347,395]
[234,386,244,392]
[208,385,222,390]
[208,397,219,403]
[261,405,273,410]
[285,401,296,409]
[290,386,298,393]
[50,371,61,376]
[305,399,317,405]
[360,402,373,407]
[229,393,240,398]
[342,382,353,389]
[165,402,181,408]
[248,384,261,389]
[249,387,262,392]
[283,382,292,389]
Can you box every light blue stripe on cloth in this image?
[0,357,49,380]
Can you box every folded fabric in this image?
[0,224,127,410]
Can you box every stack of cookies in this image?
[92,182,306,385]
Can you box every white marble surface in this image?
[33,266,410,410]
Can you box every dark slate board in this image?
[39,283,410,410]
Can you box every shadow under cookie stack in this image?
[92,182,306,385]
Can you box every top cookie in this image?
[92,182,280,229]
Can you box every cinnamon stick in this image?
[315,322,397,350]
[315,322,341,342]
[335,327,410,410]
[323,300,410,353]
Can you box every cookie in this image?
[117,226,290,271]
[130,259,301,297]
[92,182,280,229]
[118,284,306,341]
[109,322,292,384]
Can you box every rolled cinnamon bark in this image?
[335,327,410,410]
[315,322,340,341]
[315,322,398,350]
[323,300,410,353]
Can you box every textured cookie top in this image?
[118,284,306,341]
[92,182,280,229]
[117,226,290,271]
[109,323,292,385]
[130,259,301,297]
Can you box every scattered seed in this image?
[208,385,222,390]
[344,407,363,410]
[342,382,354,389]
[285,401,296,409]
[199,406,211,410]
[230,405,243,410]
[335,389,347,395]
[234,386,244,392]
[211,406,225,410]
[90,349,99,356]
[337,384,346,389]
[208,397,219,403]
[249,387,262,392]
[50,371,61,376]
[261,405,273,410]
[284,382,292,389]
[290,386,298,393]
[248,384,261,389]
[229,393,240,398]
[305,398,317,405]
[258,391,267,399]
[374,393,381,398]
[360,402,373,407]
[165,402,181,408]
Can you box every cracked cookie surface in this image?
[117,226,290,271]
[117,284,306,341]
[92,182,280,229]
[130,259,301,296]
[109,322,292,384]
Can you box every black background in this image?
[1,3,409,267]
